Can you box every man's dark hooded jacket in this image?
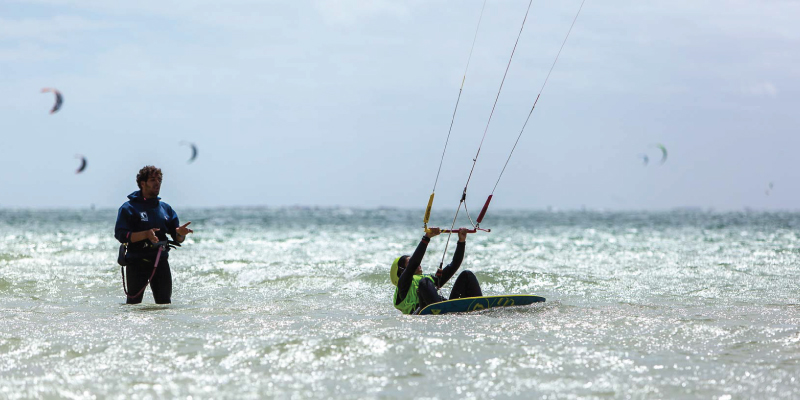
[115,190,179,261]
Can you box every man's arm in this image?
[167,207,192,243]
[395,235,430,305]
[395,228,441,306]
[171,222,192,243]
[130,229,160,244]
[436,242,465,287]
[114,207,131,243]
[434,228,469,287]
[115,205,162,244]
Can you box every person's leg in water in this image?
[149,258,172,304]
[449,270,482,300]
[417,277,446,310]
[124,259,150,304]
[124,258,172,304]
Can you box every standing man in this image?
[114,165,193,304]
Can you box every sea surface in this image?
[1,208,799,399]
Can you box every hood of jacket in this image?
[127,190,161,206]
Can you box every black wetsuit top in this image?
[114,190,179,262]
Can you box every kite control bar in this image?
[423,194,494,234]
[426,227,491,234]
[444,228,491,233]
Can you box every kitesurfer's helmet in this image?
[390,255,410,286]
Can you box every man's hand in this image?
[176,222,193,236]
[146,228,160,244]
[130,228,161,244]
[458,227,469,242]
[425,227,441,238]
[174,222,193,243]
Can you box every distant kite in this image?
[765,181,774,196]
[41,88,63,114]
[75,154,87,174]
[655,143,668,165]
[639,154,649,166]
[180,141,198,163]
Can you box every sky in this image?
[1,0,798,211]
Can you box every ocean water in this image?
[1,208,799,399]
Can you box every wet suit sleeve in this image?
[166,205,179,238]
[433,241,465,288]
[394,236,430,306]
[114,206,133,244]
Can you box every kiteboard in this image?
[415,294,545,315]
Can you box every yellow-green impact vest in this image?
[393,275,434,315]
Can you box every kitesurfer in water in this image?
[114,166,193,304]
[390,227,483,314]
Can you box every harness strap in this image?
[121,246,163,299]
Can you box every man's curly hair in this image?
[136,165,162,189]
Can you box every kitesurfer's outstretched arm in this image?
[395,228,441,305]
[433,228,468,287]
